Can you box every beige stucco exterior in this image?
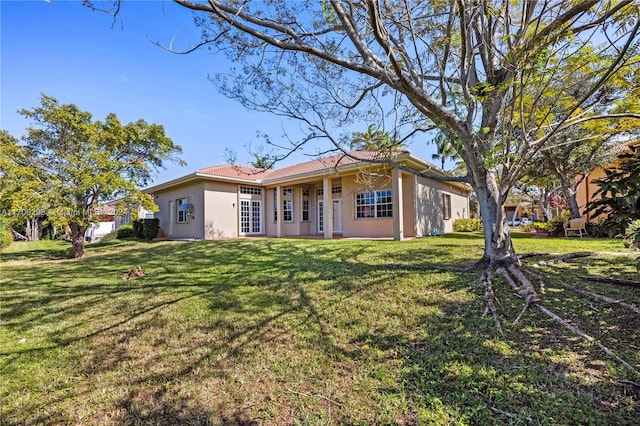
[146,151,471,241]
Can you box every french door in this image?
[318,199,343,233]
[240,200,262,234]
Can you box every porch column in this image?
[323,177,332,239]
[392,167,404,240]
[276,185,282,237]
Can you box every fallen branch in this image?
[617,380,640,388]
[578,275,640,287]
[10,228,28,241]
[489,406,516,419]
[286,388,343,407]
[537,305,640,377]
[489,406,532,422]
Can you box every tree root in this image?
[537,305,640,377]
[534,252,593,266]
[480,270,504,337]
[562,284,640,315]
[578,275,640,287]
[482,262,639,378]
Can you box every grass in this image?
[1,234,639,425]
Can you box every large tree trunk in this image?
[69,223,87,258]
[473,173,516,267]
[25,218,40,241]
[558,175,582,219]
[538,188,553,222]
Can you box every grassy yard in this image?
[1,234,638,425]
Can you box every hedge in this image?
[453,218,483,232]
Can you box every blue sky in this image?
[1,0,439,185]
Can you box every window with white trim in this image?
[283,199,293,222]
[355,190,393,218]
[302,188,310,221]
[177,198,188,223]
[273,189,277,222]
[443,193,452,220]
[240,186,262,195]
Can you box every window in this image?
[355,190,393,219]
[283,187,293,196]
[240,186,262,195]
[177,198,188,223]
[443,193,452,220]
[317,188,324,196]
[283,200,293,222]
[332,186,342,194]
[273,189,277,221]
[302,188,310,221]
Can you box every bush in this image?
[0,219,12,249]
[116,224,136,239]
[132,219,160,240]
[531,221,549,232]
[453,218,483,232]
[545,211,570,236]
[132,220,144,239]
[624,220,640,249]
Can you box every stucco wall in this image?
[576,166,607,221]
[203,181,240,239]
[153,181,205,240]
[415,177,469,236]
[341,174,394,238]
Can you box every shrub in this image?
[453,218,483,232]
[531,221,549,232]
[141,218,160,240]
[132,220,144,239]
[545,211,570,236]
[133,219,160,240]
[116,224,136,239]
[0,218,12,249]
[623,220,640,249]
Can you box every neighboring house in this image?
[504,196,545,223]
[106,199,154,229]
[144,150,472,240]
[575,139,639,222]
[84,204,116,242]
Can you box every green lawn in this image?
[1,235,639,425]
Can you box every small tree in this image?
[2,94,184,258]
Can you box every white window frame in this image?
[177,198,188,223]
[355,190,393,219]
[443,193,452,220]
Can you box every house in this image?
[144,150,472,240]
[106,199,154,229]
[84,204,116,242]
[575,139,639,222]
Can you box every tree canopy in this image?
[0,94,184,257]
[150,0,640,266]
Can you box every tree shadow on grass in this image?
[3,238,638,424]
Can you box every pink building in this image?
[144,150,471,240]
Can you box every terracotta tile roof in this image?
[196,163,270,182]
[264,150,398,181]
[194,150,410,183]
